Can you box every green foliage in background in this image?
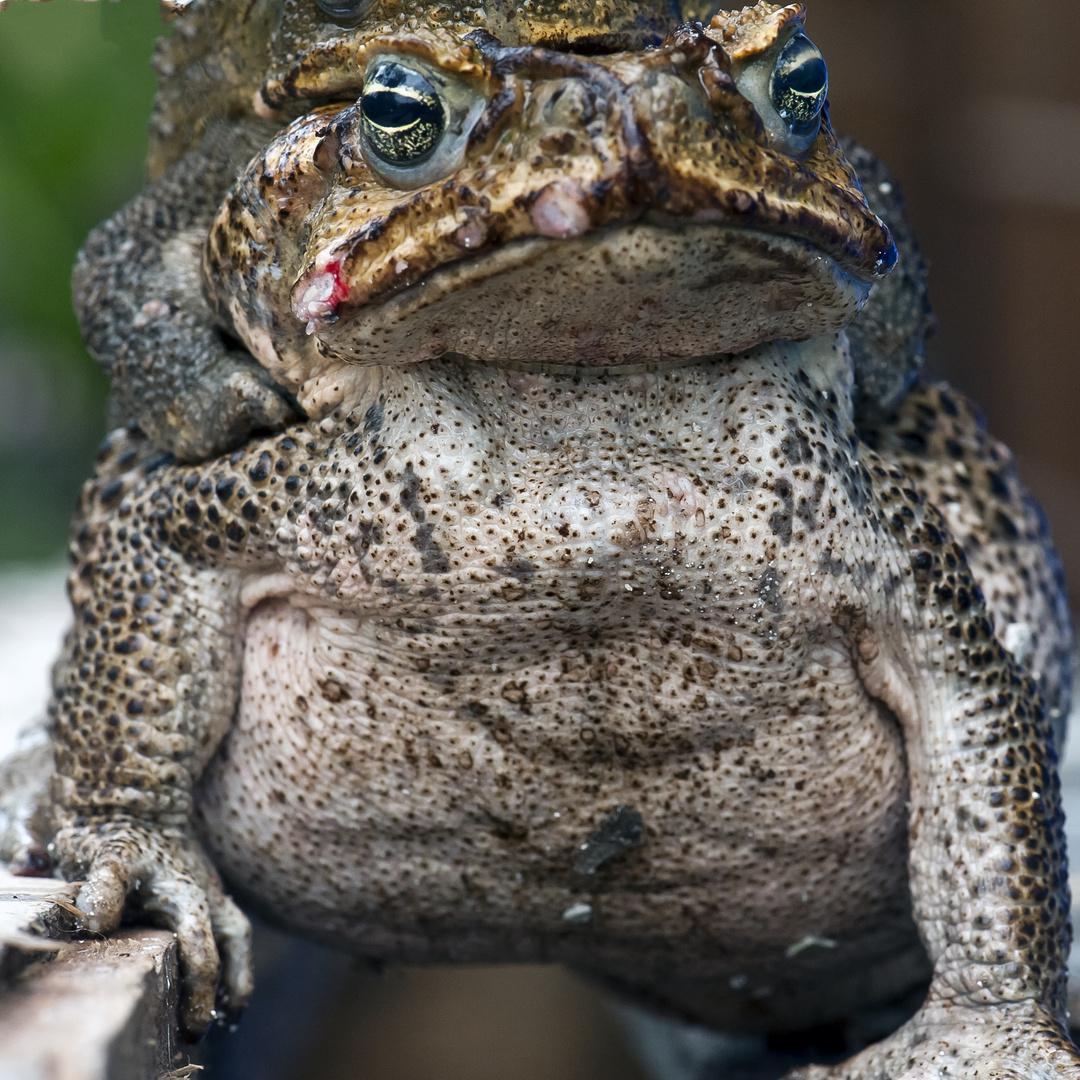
[0,0,165,562]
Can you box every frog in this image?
[28,2,1080,1078]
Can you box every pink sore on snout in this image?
[293,259,350,335]
[530,181,591,239]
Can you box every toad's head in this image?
[203,2,895,415]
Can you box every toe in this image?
[209,888,254,1015]
[75,843,139,933]
[142,872,221,1038]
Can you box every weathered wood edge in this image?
[0,870,186,1080]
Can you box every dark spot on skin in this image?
[574,806,644,874]
[995,510,1020,541]
[796,476,826,532]
[986,471,1009,500]
[400,464,425,524]
[318,678,351,702]
[496,560,536,581]
[142,452,173,475]
[779,419,813,464]
[411,524,450,574]
[364,401,385,434]
[242,501,259,522]
[487,813,527,842]
[249,451,273,483]
[769,478,793,545]
[113,636,141,655]
[216,477,237,502]
[357,520,384,551]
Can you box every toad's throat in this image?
[299,222,870,371]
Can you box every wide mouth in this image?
[308,220,870,371]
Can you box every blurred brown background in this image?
[809,0,1080,611]
[0,2,1078,1079]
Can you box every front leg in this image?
[48,425,305,1033]
[74,119,295,462]
[797,459,1079,1079]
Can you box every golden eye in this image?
[361,62,446,167]
[769,33,828,139]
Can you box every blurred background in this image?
[0,2,1077,1078]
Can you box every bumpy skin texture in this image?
[860,385,1073,749]
[203,24,892,406]
[74,120,297,462]
[840,141,934,424]
[53,345,1076,1064]
[80,0,912,460]
[44,1,1078,1075]
[78,0,691,462]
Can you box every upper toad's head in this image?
[202,2,896,416]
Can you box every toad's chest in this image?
[194,347,914,973]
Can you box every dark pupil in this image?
[770,33,828,129]
[786,55,826,97]
[361,64,445,166]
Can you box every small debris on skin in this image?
[133,299,170,328]
[784,934,837,958]
[452,216,489,250]
[562,902,593,924]
[574,805,644,874]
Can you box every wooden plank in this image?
[0,871,182,1080]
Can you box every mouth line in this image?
[302,220,869,372]
[298,216,851,336]
[445,350,733,376]
[303,217,845,331]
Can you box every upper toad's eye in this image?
[315,0,376,25]
[731,28,830,156]
[769,33,828,139]
[361,62,446,167]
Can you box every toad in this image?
[36,2,1080,1077]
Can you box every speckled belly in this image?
[195,587,919,996]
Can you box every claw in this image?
[53,822,253,1040]
[142,874,221,1038]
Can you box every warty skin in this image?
[31,1,1080,1076]
[53,340,1077,1075]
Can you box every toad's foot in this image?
[52,819,253,1037]
[787,1000,1080,1080]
